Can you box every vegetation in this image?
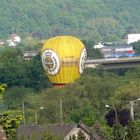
[1,0,140,42]
[0,84,22,139]
[0,44,140,139]
[1,0,140,139]
[0,47,51,90]
[131,41,140,54]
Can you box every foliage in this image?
[3,86,32,109]
[112,124,127,140]
[0,48,51,90]
[83,40,103,58]
[125,120,140,140]
[18,37,41,51]
[100,125,115,140]
[1,0,140,41]
[0,112,22,139]
[0,48,27,87]
[69,104,97,126]
[100,121,140,140]
[0,84,7,102]
[131,41,140,54]
[1,41,140,139]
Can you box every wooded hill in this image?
[1,0,140,42]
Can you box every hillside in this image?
[1,0,140,42]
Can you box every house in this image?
[17,122,101,140]
[94,42,104,49]
[127,34,140,44]
[98,42,135,58]
[0,39,5,45]
[7,34,21,47]
[22,51,38,60]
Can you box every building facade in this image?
[99,43,135,58]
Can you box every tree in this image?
[113,79,140,105]
[103,35,119,42]
[112,124,127,140]
[126,120,140,140]
[0,84,22,139]
[82,40,103,58]
[0,112,22,139]
[69,104,96,127]
[4,86,32,109]
[99,125,115,140]
[131,41,140,54]
[0,48,51,91]
[0,48,26,87]
[24,53,52,91]
[0,84,7,112]
[0,84,6,102]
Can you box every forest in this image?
[1,0,140,43]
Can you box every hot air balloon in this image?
[41,36,87,86]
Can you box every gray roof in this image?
[17,123,101,140]
[48,124,76,137]
[102,43,132,49]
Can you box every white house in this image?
[7,34,21,47]
[94,42,104,49]
[127,34,140,44]
[0,40,5,45]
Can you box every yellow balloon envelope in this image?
[41,36,87,86]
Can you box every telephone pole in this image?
[130,98,140,121]
[60,99,63,124]
[22,100,25,125]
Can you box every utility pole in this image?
[35,111,38,125]
[130,98,140,121]
[35,107,44,125]
[22,100,25,125]
[123,132,128,140]
[60,99,63,124]
[130,101,135,121]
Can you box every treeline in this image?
[0,47,51,91]
[1,0,140,42]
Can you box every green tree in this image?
[113,124,127,140]
[4,86,32,109]
[131,41,140,54]
[0,48,51,91]
[0,112,22,139]
[126,120,140,140]
[69,104,97,126]
[0,84,6,102]
[83,40,103,58]
[24,53,51,91]
[100,125,115,140]
[0,48,26,87]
